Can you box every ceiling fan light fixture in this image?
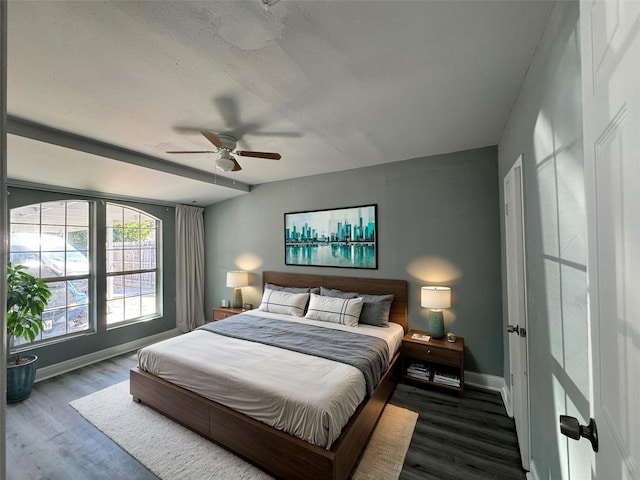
[216,152,236,172]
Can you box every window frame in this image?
[8,196,165,350]
[9,199,94,349]
[104,203,163,328]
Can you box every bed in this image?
[130,271,408,480]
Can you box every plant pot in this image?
[7,355,38,403]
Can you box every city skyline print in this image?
[284,204,377,269]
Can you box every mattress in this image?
[137,310,404,449]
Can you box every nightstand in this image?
[402,330,465,396]
[212,307,246,321]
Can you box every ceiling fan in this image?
[167,130,281,172]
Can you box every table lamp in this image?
[227,271,249,308]
[421,286,451,339]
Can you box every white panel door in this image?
[581,0,640,476]
[504,156,530,471]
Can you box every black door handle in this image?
[560,415,599,452]
[507,324,527,337]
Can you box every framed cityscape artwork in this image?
[284,204,378,269]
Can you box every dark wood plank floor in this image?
[6,353,526,480]
[6,352,156,480]
[391,383,526,480]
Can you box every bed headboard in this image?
[262,271,408,332]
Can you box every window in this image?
[106,204,160,325]
[9,200,91,345]
[9,198,163,347]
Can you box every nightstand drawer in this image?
[215,310,236,320]
[403,342,460,365]
[212,307,245,321]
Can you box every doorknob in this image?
[507,324,527,337]
[559,415,599,452]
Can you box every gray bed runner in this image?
[200,314,389,396]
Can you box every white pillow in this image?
[304,293,364,327]
[258,288,309,317]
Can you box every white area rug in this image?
[70,381,417,480]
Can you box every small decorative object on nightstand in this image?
[402,330,464,396]
[212,307,245,321]
[421,286,451,339]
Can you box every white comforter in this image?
[137,310,404,449]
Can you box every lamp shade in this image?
[421,286,451,309]
[216,157,235,172]
[226,271,249,288]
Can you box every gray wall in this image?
[8,187,177,369]
[498,1,591,478]
[205,146,503,376]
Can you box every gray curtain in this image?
[175,204,206,332]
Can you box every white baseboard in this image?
[526,459,540,480]
[465,371,512,416]
[502,384,513,417]
[464,370,506,392]
[35,329,181,382]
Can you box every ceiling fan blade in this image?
[235,150,281,160]
[231,158,242,172]
[166,150,216,154]
[200,130,225,149]
[248,131,302,138]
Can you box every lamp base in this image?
[427,310,445,339]
[231,288,243,309]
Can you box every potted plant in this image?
[6,262,51,402]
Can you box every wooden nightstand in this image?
[212,307,246,321]
[402,330,465,396]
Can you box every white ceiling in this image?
[7,0,554,206]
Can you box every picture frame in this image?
[284,204,378,269]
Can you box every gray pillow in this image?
[320,287,394,327]
[319,287,358,299]
[266,283,320,295]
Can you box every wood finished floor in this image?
[6,353,526,480]
[391,384,526,480]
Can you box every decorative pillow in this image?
[258,289,309,317]
[320,287,358,299]
[305,293,364,327]
[266,283,321,295]
[320,287,394,327]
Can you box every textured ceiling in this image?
[7,0,554,206]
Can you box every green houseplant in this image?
[6,262,51,402]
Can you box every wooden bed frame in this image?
[130,271,408,480]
